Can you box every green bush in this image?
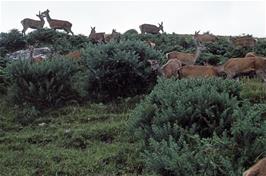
[82,40,163,100]
[6,58,87,109]
[129,78,265,176]
[0,29,27,57]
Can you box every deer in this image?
[218,56,266,82]
[245,52,257,57]
[243,157,266,176]
[104,29,121,42]
[230,35,256,48]
[165,40,206,65]
[41,9,74,35]
[89,27,105,43]
[65,50,81,60]
[177,65,220,78]
[193,30,218,43]
[139,22,164,34]
[148,59,182,78]
[21,11,45,35]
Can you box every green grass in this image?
[0,96,146,176]
[240,78,266,103]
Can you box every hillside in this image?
[0,29,266,176]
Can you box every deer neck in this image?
[193,47,202,64]
[45,13,52,22]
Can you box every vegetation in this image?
[0,29,266,175]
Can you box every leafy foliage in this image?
[82,40,163,100]
[129,78,266,176]
[6,58,87,109]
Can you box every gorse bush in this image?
[82,40,163,100]
[0,29,27,57]
[129,78,266,176]
[6,58,87,109]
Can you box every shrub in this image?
[6,58,87,109]
[129,78,265,176]
[82,40,163,101]
[0,29,27,57]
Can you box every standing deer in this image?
[104,29,121,42]
[194,30,218,43]
[165,41,206,65]
[89,27,105,43]
[21,11,45,35]
[243,157,266,176]
[230,35,256,48]
[139,22,164,34]
[41,9,74,35]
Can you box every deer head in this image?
[90,26,96,34]
[41,9,50,17]
[158,22,164,32]
[36,11,44,19]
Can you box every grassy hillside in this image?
[0,95,147,175]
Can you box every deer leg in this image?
[22,27,27,35]
[69,29,74,35]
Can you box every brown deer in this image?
[65,50,81,60]
[148,59,182,78]
[230,35,256,48]
[89,27,105,43]
[243,157,266,176]
[41,9,74,35]
[139,22,164,34]
[21,11,45,35]
[178,65,220,78]
[194,30,218,43]
[165,41,206,65]
[104,29,121,42]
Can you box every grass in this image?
[240,78,266,103]
[0,95,146,176]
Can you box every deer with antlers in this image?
[139,22,164,34]
[41,9,74,35]
[194,30,218,43]
[21,11,45,35]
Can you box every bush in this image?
[0,29,27,57]
[6,58,87,109]
[82,40,163,101]
[129,78,265,176]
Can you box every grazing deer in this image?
[193,30,218,43]
[89,27,105,43]
[21,11,45,35]
[41,9,74,35]
[230,35,256,48]
[165,41,206,65]
[148,59,182,78]
[178,65,220,78]
[139,22,164,34]
[243,157,266,176]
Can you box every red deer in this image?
[243,157,266,176]
[21,11,45,35]
[178,65,220,78]
[148,59,182,78]
[41,9,74,35]
[165,41,206,65]
[194,30,218,43]
[65,50,81,60]
[230,35,256,48]
[221,56,266,82]
[104,29,121,42]
[139,22,164,34]
[89,27,105,43]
